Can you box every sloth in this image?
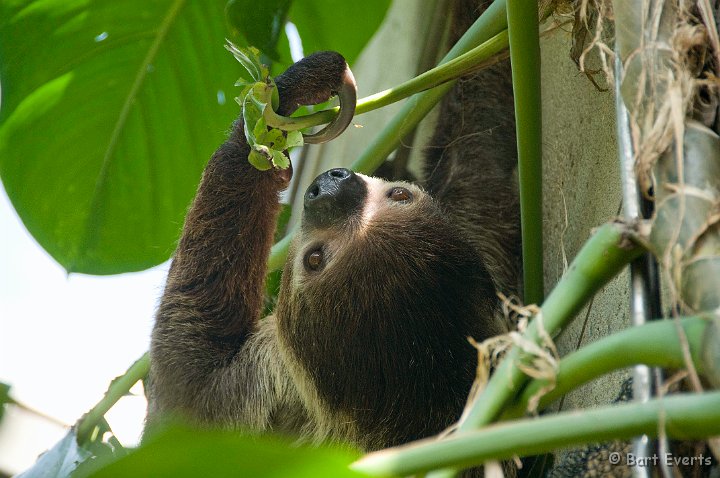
[145,3,520,453]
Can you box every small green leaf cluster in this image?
[226,44,303,171]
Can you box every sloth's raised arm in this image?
[146,51,355,431]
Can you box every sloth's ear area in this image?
[274,51,357,144]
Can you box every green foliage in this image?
[74,426,367,478]
[0,0,242,274]
[228,44,271,85]
[17,425,364,478]
[226,44,302,171]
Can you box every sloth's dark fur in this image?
[146,0,519,454]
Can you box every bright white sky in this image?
[0,184,165,470]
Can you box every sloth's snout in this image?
[304,168,366,228]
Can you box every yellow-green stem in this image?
[75,353,149,445]
[264,31,509,132]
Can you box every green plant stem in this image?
[264,31,510,132]
[352,391,720,477]
[504,315,710,418]
[268,222,297,272]
[458,222,643,430]
[267,0,510,269]
[507,0,543,305]
[75,353,149,445]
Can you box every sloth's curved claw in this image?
[303,66,357,144]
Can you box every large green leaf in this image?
[0,0,241,274]
[75,426,367,478]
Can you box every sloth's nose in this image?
[304,168,366,227]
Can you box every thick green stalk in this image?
[457,222,643,430]
[504,315,709,418]
[75,353,149,445]
[352,391,720,477]
[264,31,509,132]
[506,0,543,305]
[267,0,510,269]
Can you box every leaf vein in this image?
[72,0,186,272]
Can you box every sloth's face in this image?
[277,168,496,334]
[292,168,435,286]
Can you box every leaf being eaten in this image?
[227,42,302,171]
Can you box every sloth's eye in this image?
[388,187,412,202]
[305,249,324,271]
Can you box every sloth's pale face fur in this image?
[289,174,430,288]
